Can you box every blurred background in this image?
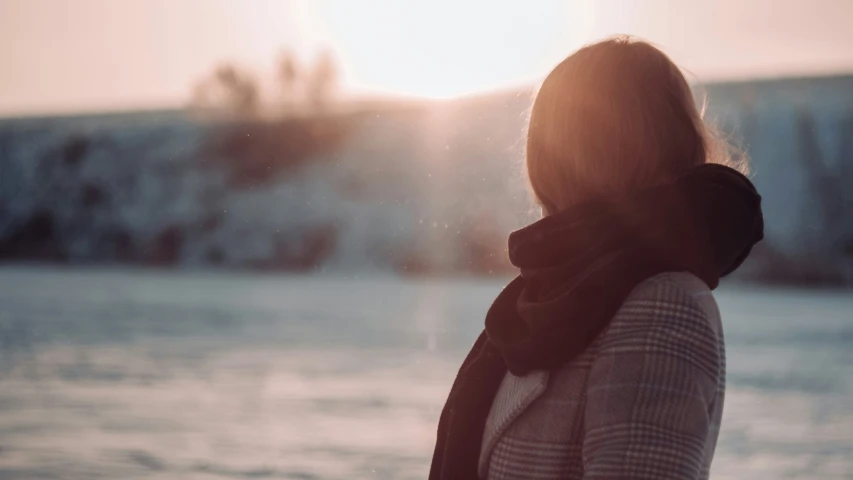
[1,0,852,479]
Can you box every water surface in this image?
[0,267,851,479]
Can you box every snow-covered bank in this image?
[1,76,851,284]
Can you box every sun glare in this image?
[311,0,589,100]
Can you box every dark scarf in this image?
[429,164,764,480]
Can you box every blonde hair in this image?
[526,36,746,214]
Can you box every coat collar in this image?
[478,370,550,477]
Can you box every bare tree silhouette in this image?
[190,47,341,117]
[190,63,260,117]
[307,49,339,111]
[278,50,300,111]
[214,64,259,116]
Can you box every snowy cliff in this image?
[1,76,851,284]
[702,76,853,283]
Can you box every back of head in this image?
[526,36,742,214]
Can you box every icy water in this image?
[0,268,851,480]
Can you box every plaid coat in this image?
[479,272,725,480]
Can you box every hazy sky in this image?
[1,0,852,116]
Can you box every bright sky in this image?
[1,0,852,116]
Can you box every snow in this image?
[1,78,852,282]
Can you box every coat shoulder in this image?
[631,271,713,300]
[598,270,724,381]
[615,271,720,327]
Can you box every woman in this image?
[430,37,764,480]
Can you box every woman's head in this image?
[526,36,742,215]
